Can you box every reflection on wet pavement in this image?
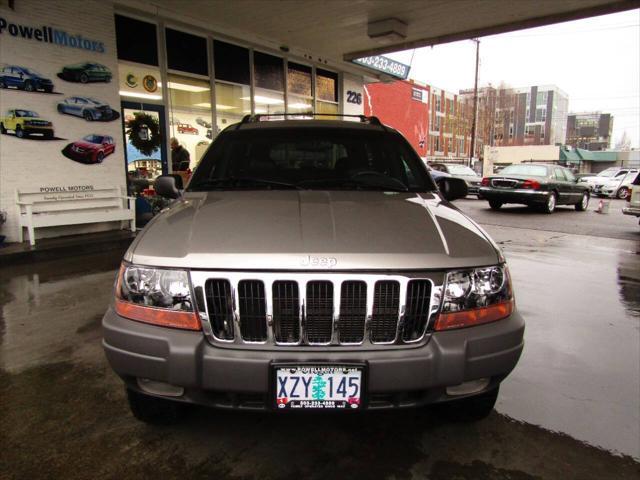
[0,237,639,479]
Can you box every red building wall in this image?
[364,81,430,157]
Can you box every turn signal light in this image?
[434,300,514,331]
[115,298,202,331]
[521,179,540,190]
[481,177,490,186]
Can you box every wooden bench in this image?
[16,186,136,246]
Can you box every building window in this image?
[253,51,285,115]
[167,74,212,166]
[215,82,251,132]
[434,136,440,152]
[287,62,313,114]
[166,28,208,76]
[214,40,250,85]
[536,91,547,105]
[316,68,338,115]
[115,15,158,66]
[535,108,546,122]
[434,95,441,112]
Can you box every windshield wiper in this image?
[295,178,409,192]
[189,177,301,190]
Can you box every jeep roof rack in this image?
[238,113,382,126]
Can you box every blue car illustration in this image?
[0,65,54,93]
[57,96,119,121]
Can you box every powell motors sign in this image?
[0,16,105,53]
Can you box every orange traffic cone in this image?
[595,198,610,214]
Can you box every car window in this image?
[189,128,436,192]
[615,171,627,177]
[554,168,567,181]
[563,169,576,182]
[447,165,477,176]
[500,164,548,176]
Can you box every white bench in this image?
[16,186,136,246]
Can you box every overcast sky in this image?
[386,9,640,149]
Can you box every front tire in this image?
[544,192,557,214]
[15,126,25,138]
[575,192,589,211]
[0,123,6,134]
[83,110,93,121]
[617,187,630,200]
[79,72,89,83]
[23,81,34,92]
[489,200,502,210]
[96,151,105,163]
[126,388,187,425]
[0,79,6,89]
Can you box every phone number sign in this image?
[352,55,410,79]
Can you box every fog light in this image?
[137,378,184,397]
[446,378,490,396]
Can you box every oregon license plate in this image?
[274,365,363,410]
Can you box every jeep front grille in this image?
[193,272,440,347]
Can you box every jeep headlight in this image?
[115,263,200,330]
[435,265,513,330]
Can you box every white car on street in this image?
[622,172,640,224]
[578,167,638,195]
[593,169,639,199]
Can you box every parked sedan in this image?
[0,65,54,93]
[479,163,590,214]
[593,169,639,199]
[62,134,116,163]
[430,163,483,196]
[58,63,112,83]
[57,96,118,121]
[622,172,640,225]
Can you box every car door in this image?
[562,168,583,202]
[7,67,21,88]
[552,167,571,204]
[5,110,17,130]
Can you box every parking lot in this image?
[1,199,639,479]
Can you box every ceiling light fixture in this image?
[367,18,407,44]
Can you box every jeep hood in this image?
[128,191,500,270]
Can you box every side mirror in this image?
[154,175,181,199]
[439,177,468,201]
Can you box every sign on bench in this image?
[15,186,136,246]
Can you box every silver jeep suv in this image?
[103,115,524,424]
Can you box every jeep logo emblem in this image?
[300,255,337,268]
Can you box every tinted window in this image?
[554,168,567,181]
[115,15,158,66]
[564,169,576,182]
[214,40,250,85]
[254,52,284,91]
[189,128,435,192]
[166,28,208,75]
[500,165,548,176]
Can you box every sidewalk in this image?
[0,230,136,266]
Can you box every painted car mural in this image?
[0,109,54,138]
[57,96,120,121]
[0,65,54,93]
[58,63,112,83]
[62,134,116,163]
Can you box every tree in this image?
[615,131,631,151]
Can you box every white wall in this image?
[483,145,560,176]
[0,0,125,243]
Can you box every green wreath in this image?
[126,112,161,156]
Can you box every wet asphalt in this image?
[1,200,639,479]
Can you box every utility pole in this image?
[469,39,480,168]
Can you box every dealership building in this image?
[0,0,635,245]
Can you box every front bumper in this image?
[102,307,525,410]
[622,206,640,217]
[23,125,53,134]
[479,187,549,204]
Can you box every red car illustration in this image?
[177,123,198,135]
[62,134,116,164]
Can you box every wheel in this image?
[488,200,502,210]
[477,194,484,200]
[126,388,187,425]
[617,187,630,200]
[575,191,589,211]
[44,131,53,139]
[96,152,105,163]
[0,123,6,134]
[544,192,557,214]
[438,387,499,422]
[43,86,53,93]
[57,104,64,113]
[79,72,89,83]
[83,110,93,121]
[23,81,34,92]
[0,79,6,88]
[15,126,25,138]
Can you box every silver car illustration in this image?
[57,96,118,121]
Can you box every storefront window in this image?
[254,52,284,91]
[253,88,285,115]
[166,28,208,76]
[115,15,158,66]
[316,68,338,118]
[215,82,251,132]
[287,62,312,114]
[167,74,212,169]
[214,40,250,85]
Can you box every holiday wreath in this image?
[126,112,161,156]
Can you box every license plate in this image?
[274,365,363,410]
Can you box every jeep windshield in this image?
[188,128,437,192]
[15,110,39,118]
